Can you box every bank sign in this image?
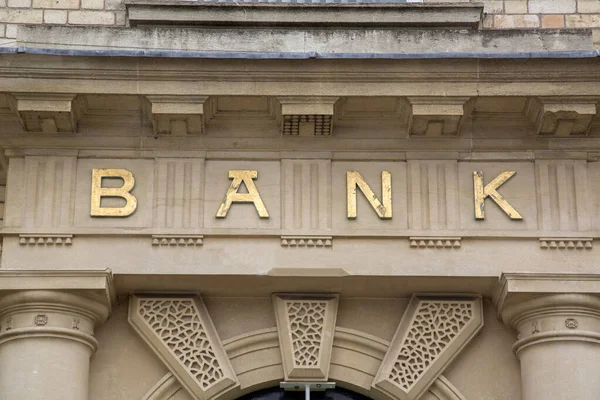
[91,168,522,221]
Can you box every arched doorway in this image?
[236,387,373,400]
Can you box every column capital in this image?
[0,269,115,351]
[493,273,600,356]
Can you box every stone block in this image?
[32,0,78,9]
[542,14,565,28]
[7,0,31,8]
[0,9,43,24]
[482,0,504,13]
[566,14,600,27]
[5,24,16,39]
[504,0,528,14]
[529,0,576,14]
[81,0,103,10]
[494,14,540,28]
[579,0,600,13]
[43,10,67,24]
[68,10,114,25]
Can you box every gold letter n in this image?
[347,171,392,219]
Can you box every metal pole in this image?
[305,384,310,400]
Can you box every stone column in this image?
[495,274,600,400]
[0,270,116,400]
[0,289,111,400]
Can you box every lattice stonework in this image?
[129,295,238,400]
[273,294,339,381]
[373,296,483,400]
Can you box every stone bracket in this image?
[273,293,339,381]
[277,96,339,136]
[129,294,238,400]
[373,295,483,400]
[407,97,469,137]
[525,97,598,136]
[146,95,210,136]
[11,93,81,133]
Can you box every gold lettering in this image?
[90,168,137,217]
[216,170,269,218]
[473,171,522,220]
[347,171,392,219]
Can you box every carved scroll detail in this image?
[373,296,483,400]
[273,294,339,381]
[129,295,238,400]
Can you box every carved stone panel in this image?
[407,160,459,230]
[128,295,238,400]
[281,159,331,234]
[535,160,591,232]
[153,158,204,230]
[373,296,483,400]
[4,156,77,228]
[273,294,339,381]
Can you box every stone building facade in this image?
[0,1,600,400]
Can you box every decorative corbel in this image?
[129,294,239,400]
[146,95,210,136]
[11,93,81,133]
[373,295,483,400]
[525,97,598,136]
[273,293,339,381]
[277,96,339,136]
[407,97,469,137]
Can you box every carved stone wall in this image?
[129,295,238,400]
[273,294,339,381]
[373,296,483,400]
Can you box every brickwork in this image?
[0,0,599,46]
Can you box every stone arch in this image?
[139,327,468,400]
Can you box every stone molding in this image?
[493,273,600,319]
[19,234,73,246]
[129,294,239,400]
[152,235,204,247]
[273,293,339,381]
[141,374,182,400]
[281,236,333,248]
[0,269,116,311]
[373,295,483,400]
[429,376,467,400]
[409,237,461,249]
[538,237,592,250]
[126,2,483,29]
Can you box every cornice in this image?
[0,269,116,312]
[2,58,600,85]
[493,273,600,319]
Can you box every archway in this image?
[236,386,372,400]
